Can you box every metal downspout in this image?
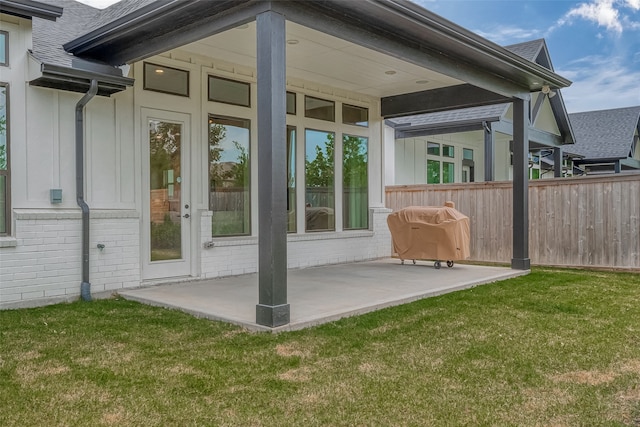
[76,80,98,301]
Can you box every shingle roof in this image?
[503,39,545,63]
[565,106,640,159]
[389,103,509,127]
[81,0,157,33]
[32,0,100,67]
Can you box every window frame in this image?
[0,82,10,235]
[143,62,190,97]
[207,75,251,107]
[208,114,252,237]
[0,31,8,66]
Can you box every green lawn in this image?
[1,268,639,426]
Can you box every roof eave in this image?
[0,0,63,21]
[29,59,134,97]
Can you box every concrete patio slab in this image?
[119,259,527,332]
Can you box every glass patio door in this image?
[142,109,191,279]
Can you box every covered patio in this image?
[119,259,526,332]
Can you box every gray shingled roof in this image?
[565,106,640,159]
[504,39,544,62]
[389,103,509,127]
[32,0,100,67]
[81,0,157,33]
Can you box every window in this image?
[427,142,440,156]
[0,31,7,66]
[0,83,8,234]
[208,76,250,107]
[427,159,440,184]
[287,126,296,232]
[305,96,335,122]
[286,92,296,115]
[443,145,454,158]
[208,115,251,236]
[343,135,368,229]
[443,162,455,183]
[342,104,368,127]
[305,129,335,231]
[143,62,189,97]
[463,148,474,160]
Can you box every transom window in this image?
[208,76,251,107]
[342,104,368,127]
[305,96,335,122]
[143,62,189,97]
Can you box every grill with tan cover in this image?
[387,202,470,268]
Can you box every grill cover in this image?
[387,204,470,261]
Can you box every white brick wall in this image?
[0,210,140,308]
[200,207,392,278]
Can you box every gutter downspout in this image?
[76,79,98,301]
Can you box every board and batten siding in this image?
[385,174,640,269]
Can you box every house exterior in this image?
[0,0,570,327]
[386,39,576,185]
[565,106,640,174]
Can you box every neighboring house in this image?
[0,0,570,327]
[386,39,576,185]
[565,106,640,174]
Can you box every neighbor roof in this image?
[565,106,640,159]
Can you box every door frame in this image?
[141,108,193,280]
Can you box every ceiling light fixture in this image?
[287,39,299,45]
[385,70,396,75]
[155,69,164,74]
[415,80,429,84]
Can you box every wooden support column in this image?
[554,147,563,178]
[483,121,495,182]
[511,98,531,270]
[255,10,290,327]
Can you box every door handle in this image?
[183,214,190,219]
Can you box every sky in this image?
[78,0,640,113]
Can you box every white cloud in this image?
[567,0,623,33]
[552,0,640,34]
[557,55,640,112]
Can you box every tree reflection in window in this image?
[209,115,251,236]
[305,130,335,231]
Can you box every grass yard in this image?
[1,268,639,426]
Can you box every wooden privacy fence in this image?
[386,174,640,269]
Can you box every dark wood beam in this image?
[381,84,511,118]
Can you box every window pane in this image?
[427,159,440,184]
[343,135,368,229]
[305,96,335,122]
[305,129,335,231]
[209,116,251,236]
[342,104,368,127]
[0,85,6,171]
[208,76,250,107]
[287,126,296,233]
[0,84,6,234]
[0,32,7,66]
[286,92,296,115]
[149,120,182,261]
[0,176,5,234]
[427,142,440,156]
[531,168,540,180]
[144,63,189,97]
[463,148,474,160]
[443,162,455,183]
[443,145,455,158]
